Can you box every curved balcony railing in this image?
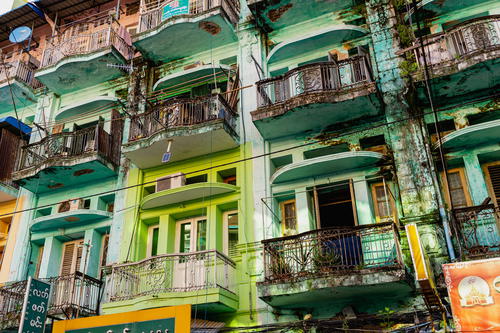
[0,59,43,89]
[128,94,237,142]
[0,272,102,326]
[256,55,372,108]
[105,250,236,302]
[261,222,403,284]
[138,0,240,33]
[414,15,500,70]
[41,14,134,68]
[451,204,500,259]
[15,123,121,174]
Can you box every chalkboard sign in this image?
[18,277,51,333]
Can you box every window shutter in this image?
[488,165,500,206]
[75,241,83,273]
[60,243,75,275]
[101,235,109,267]
[35,246,44,278]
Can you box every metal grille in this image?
[128,94,237,142]
[138,0,240,33]
[415,16,500,69]
[105,250,237,302]
[256,56,372,108]
[0,272,102,327]
[261,223,403,284]
[41,13,134,68]
[451,205,500,259]
[15,123,122,173]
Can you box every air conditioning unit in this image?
[156,173,185,192]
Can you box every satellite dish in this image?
[9,26,32,43]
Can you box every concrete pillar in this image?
[39,236,63,279]
[463,154,490,205]
[353,177,374,225]
[81,229,102,278]
[295,187,314,233]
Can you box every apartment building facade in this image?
[0,0,498,331]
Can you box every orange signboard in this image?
[443,258,500,332]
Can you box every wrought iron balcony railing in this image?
[414,16,500,71]
[0,59,43,89]
[261,222,404,284]
[0,272,102,327]
[15,124,121,173]
[105,250,237,302]
[41,13,134,68]
[128,94,237,142]
[256,56,373,108]
[138,0,240,33]
[451,204,500,259]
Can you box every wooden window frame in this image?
[371,182,397,223]
[482,161,500,207]
[146,225,159,258]
[442,168,472,209]
[60,239,84,275]
[174,216,208,254]
[223,210,238,256]
[99,234,109,268]
[35,246,44,278]
[280,199,297,235]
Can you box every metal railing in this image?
[16,124,120,173]
[0,272,102,326]
[106,250,237,302]
[41,14,133,68]
[415,16,500,70]
[0,59,43,89]
[261,222,403,284]
[138,0,240,33]
[257,56,372,108]
[451,204,500,259]
[129,94,237,142]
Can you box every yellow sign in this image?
[53,305,191,333]
[405,223,429,281]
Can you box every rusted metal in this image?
[451,204,500,259]
[128,94,237,142]
[0,128,24,185]
[261,222,404,284]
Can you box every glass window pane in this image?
[179,223,191,253]
[448,172,468,208]
[283,202,297,230]
[197,220,207,251]
[151,228,159,256]
[227,213,238,256]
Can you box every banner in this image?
[18,277,51,333]
[443,258,500,332]
[161,0,189,21]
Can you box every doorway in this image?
[316,182,357,228]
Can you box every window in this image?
[484,162,500,206]
[444,169,471,209]
[147,226,159,257]
[175,217,207,254]
[60,239,84,275]
[224,211,239,256]
[280,200,297,234]
[35,246,44,278]
[371,183,396,222]
[100,235,109,268]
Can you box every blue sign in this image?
[161,0,189,21]
[18,277,51,333]
[66,318,175,333]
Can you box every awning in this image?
[56,96,119,121]
[0,116,32,135]
[191,319,225,333]
[153,64,232,91]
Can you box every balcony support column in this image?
[352,177,374,225]
[295,187,315,233]
[81,229,102,278]
[38,236,63,279]
[463,154,490,205]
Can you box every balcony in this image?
[247,0,358,32]
[0,272,102,328]
[251,57,381,140]
[451,204,500,260]
[13,123,122,193]
[413,16,499,102]
[258,223,411,308]
[0,58,43,111]
[406,0,492,21]
[124,94,238,169]
[135,0,240,63]
[435,119,500,152]
[36,13,134,94]
[102,250,238,314]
